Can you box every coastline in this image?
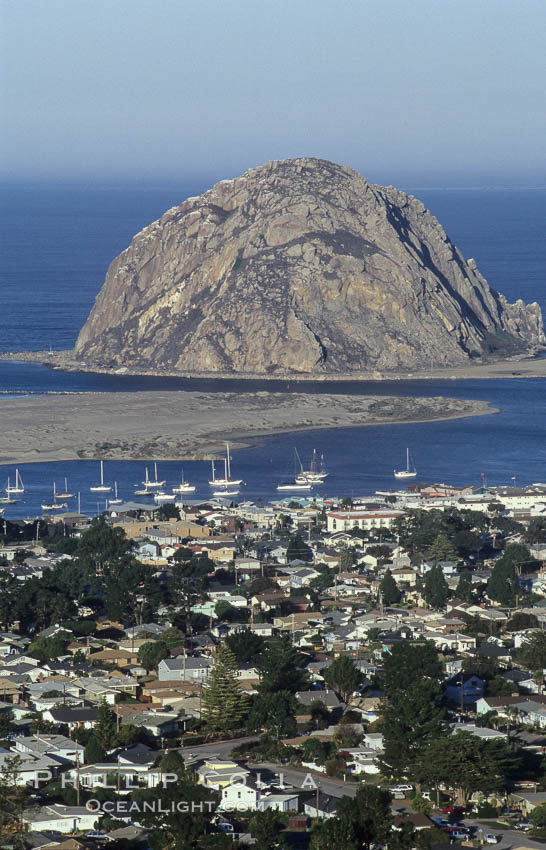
[0,389,497,466]
[1,349,545,382]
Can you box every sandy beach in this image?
[0,390,496,465]
[1,349,545,382]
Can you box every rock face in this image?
[75,158,545,374]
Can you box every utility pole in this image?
[75,739,81,806]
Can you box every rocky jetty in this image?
[75,158,545,374]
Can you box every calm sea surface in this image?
[0,183,544,517]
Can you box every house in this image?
[444,673,485,706]
[197,757,250,790]
[22,804,100,833]
[158,656,213,682]
[43,707,99,731]
[120,710,183,739]
[14,734,82,765]
[218,775,299,813]
[303,791,339,819]
[451,722,506,741]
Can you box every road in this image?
[178,740,546,846]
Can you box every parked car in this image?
[484,834,499,844]
[440,805,463,814]
[515,822,532,831]
[448,830,470,840]
[388,784,413,793]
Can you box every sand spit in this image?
[0,390,497,465]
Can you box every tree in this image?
[201,644,249,733]
[487,676,515,697]
[411,795,433,816]
[323,655,364,702]
[258,634,308,694]
[453,530,481,559]
[381,642,444,779]
[507,612,539,631]
[518,631,546,671]
[138,640,170,672]
[247,690,297,738]
[487,556,518,605]
[413,731,516,805]
[426,532,457,564]
[214,600,243,622]
[310,785,393,850]
[286,534,312,562]
[423,565,449,609]
[225,627,265,664]
[383,641,442,696]
[156,504,180,521]
[248,809,286,850]
[379,569,401,605]
[93,700,117,752]
[84,735,106,764]
[526,517,546,545]
[0,755,28,847]
[455,570,474,601]
[381,677,445,779]
[530,803,546,827]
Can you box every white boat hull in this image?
[393,471,417,479]
[172,485,196,493]
[277,483,313,491]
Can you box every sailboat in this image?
[90,460,111,492]
[154,489,175,503]
[6,469,24,495]
[212,458,240,496]
[141,462,165,489]
[42,482,68,510]
[172,467,196,494]
[0,478,18,504]
[296,449,328,484]
[56,477,74,499]
[108,482,122,505]
[135,468,154,496]
[277,449,313,491]
[208,442,244,486]
[394,448,417,480]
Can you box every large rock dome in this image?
[75,158,545,374]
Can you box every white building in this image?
[326,509,404,533]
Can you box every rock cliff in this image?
[75,158,545,374]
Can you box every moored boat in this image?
[394,448,417,479]
[90,461,111,492]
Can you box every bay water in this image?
[0,182,544,516]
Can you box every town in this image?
[1,479,546,850]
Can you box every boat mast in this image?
[226,443,231,480]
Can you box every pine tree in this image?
[201,644,249,733]
[423,564,449,609]
[487,557,517,605]
[456,570,474,601]
[426,532,457,564]
[94,699,117,751]
[379,568,401,606]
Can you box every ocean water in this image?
[0,182,544,515]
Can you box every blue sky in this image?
[1,0,545,185]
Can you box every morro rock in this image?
[75,158,545,374]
